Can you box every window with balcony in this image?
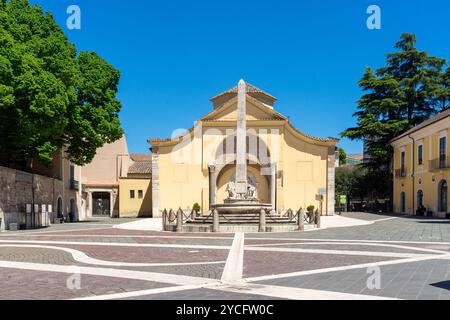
[397,151,406,177]
[69,164,79,190]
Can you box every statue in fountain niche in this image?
[226,181,237,199]
[226,175,258,201]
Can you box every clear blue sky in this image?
[31,0,450,154]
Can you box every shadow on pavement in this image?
[430,281,450,291]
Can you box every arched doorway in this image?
[438,180,448,212]
[417,190,424,216]
[56,197,63,218]
[417,190,424,207]
[400,192,406,213]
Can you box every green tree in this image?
[338,148,346,166]
[342,33,448,196]
[335,166,367,201]
[0,0,122,168]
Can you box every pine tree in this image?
[342,33,448,197]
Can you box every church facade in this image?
[149,82,339,216]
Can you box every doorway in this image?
[92,192,111,216]
[438,180,448,213]
[56,197,63,218]
[400,192,406,213]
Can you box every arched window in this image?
[400,192,406,213]
[438,180,448,212]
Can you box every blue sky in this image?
[31,0,450,154]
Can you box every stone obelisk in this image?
[235,79,248,198]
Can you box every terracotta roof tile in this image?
[210,82,277,102]
[130,154,152,162]
[128,161,152,175]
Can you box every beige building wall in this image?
[119,178,152,217]
[81,135,130,184]
[78,135,131,219]
[151,92,337,215]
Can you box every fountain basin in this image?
[211,202,272,214]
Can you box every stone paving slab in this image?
[32,243,230,264]
[243,251,395,278]
[246,243,437,254]
[255,258,450,300]
[0,242,229,264]
[248,217,450,242]
[121,264,225,280]
[118,288,281,300]
[0,247,76,265]
[339,212,398,221]
[0,267,170,300]
[0,235,234,246]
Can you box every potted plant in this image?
[306,205,315,223]
[192,203,201,214]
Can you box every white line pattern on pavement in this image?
[209,283,398,300]
[74,284,209,300]
[221,233,244,284]
[0,260,218,286]
[245,241,448,254]
[244,253,450,283]
[0,244,225,267]
[244,246,435,258]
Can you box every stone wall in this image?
[0,166,63,230]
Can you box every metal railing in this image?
[395,168,407,178]
[70,179,79,190]
[429,156,450,170]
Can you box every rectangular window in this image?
[69,164,75,181]
[401,151,406,176]
[439,137,446,168]
[418,145,423,165]
[138,190,143,199]
[130,190,135,199]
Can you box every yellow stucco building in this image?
[119,154,152,218]
[148,81,339,217]
[391,109,450,218]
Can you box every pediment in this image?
[202,96,286,122]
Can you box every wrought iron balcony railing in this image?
[429,156,450,171]
[395,168,407,178]
[70,179,79,191]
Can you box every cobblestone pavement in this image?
[0,213,449,300]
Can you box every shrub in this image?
[192,203,201,213]
[307,205,315,212]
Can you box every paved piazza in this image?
[1,213,450,300]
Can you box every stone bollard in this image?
[259,209,266,232]
[212,209,219,233]
[315,209,321,228]
[168,209,174,222]
[298,208,304,231]
[162,209,167,231]
[176,208,183,233]
[287,209,294,220]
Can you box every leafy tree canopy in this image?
[342,33,448,174]
[0,0,122,168]
[338,148,346,166]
